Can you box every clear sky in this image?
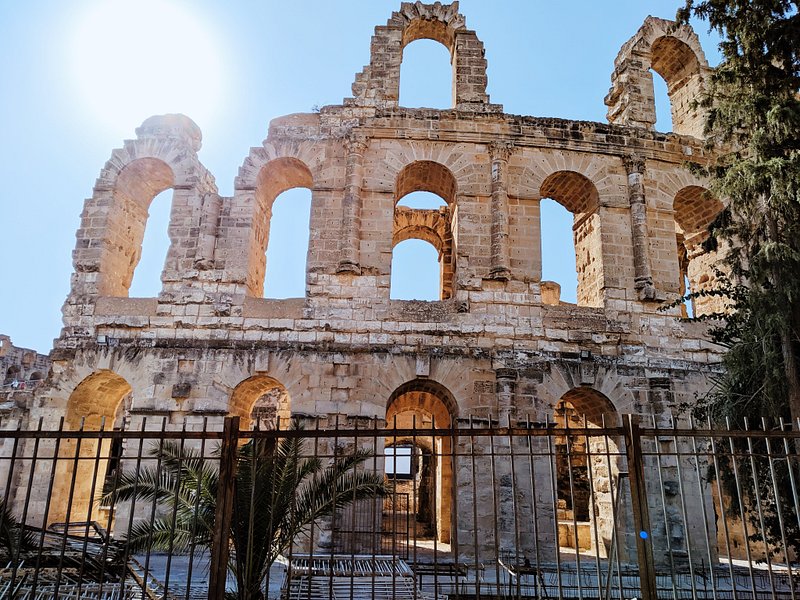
[0,1,720,354]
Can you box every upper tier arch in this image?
[348,1,501,112]
[605,16,711,137]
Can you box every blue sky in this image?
[0,1,720,353]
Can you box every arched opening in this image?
[651,69,673,132]
[104,158,175,297]
[51,371,133,526]
[252,157,314,298]
[674,186,723,316]
[540,199,578,305]
[539,171,602,307]
[264,188,312,299]
[391,239,440,300]
[128,188,172,297]
[385,379,457,549]
[229,375,291,431]
[4,365,20,385]
[393,162,457,300]
[650,36,704,137]
[399,39,452,109]
[553,387,619,557]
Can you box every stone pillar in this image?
[337,133,369,274]
[489,142,513,281]
[495,368,517,421]
[623,155,657,300]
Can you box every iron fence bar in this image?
[140,417,168,598]
[31,415,65,598]
[0,418,21,575]
[524,414,545,600]
[708,419,739,600]
[624,414,657,600]
[652,416,680,600]
[184,416,209,600]
[488,413,503,599]
[451,414,461,599]
[469,415,482,600]
[690,415,720,600]
[744,418,778,600]
[584,416,604,600]
[54,416,86,599]
[778,418,800,588]
[432,414,440,599]
[671,414,699,599]
[120,416,148,599]
[76,415,108,598]
[546,418,564,600]
[602,414,624,600]
[162,419,189,597]
[725,417,758,599]
[762,418,795,600]
[507,413,523,600]
[12,416,44,591]
[565,418,584,600]
[208,415,239,600]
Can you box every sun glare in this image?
[69,1,225,134]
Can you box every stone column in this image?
[495,368,517,421]
[623,155,657,300]
[337,133,369,274]
[489,142,513,281]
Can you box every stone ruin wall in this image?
[6,2,729,566]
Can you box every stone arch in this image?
[393,161,457,300]
[65,370,132,430]
[70,114,214,299]
[385,378,457,544]
[553,386,620,557]
[229,375,292,430]
[396,160,457,204]
[674,185,724,315]
[49,370,133,526]
[606,17,710,137]
[229,134,336,297]
[248,157,314,298]
[539,171,604,307]
[349,2,497,110]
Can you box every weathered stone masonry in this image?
[9,2,727,565]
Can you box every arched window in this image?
[650,35,704,136]
[102,158,175,297]
[252,157,314,298]
[539,171,602,307]
[392,162,457,301]
[264,187,311,299]
[399,39,452,109]
[553,387,619,556]
[673,186,723,316]
[129,188,172,297]
[540,198,578,305]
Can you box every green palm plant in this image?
[104,426,386,600]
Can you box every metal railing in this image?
[0,414,796,599]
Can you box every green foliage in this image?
[676,0,800,560]
[0,496,36,565]
[676,0,800,424]
[105,426,386,600]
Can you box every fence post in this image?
[209,416,240,600]
[624,414,657,600]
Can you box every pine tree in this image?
[677,0,800,425]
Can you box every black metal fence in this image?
[0,414,797,600]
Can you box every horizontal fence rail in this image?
[0,414,796,600]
